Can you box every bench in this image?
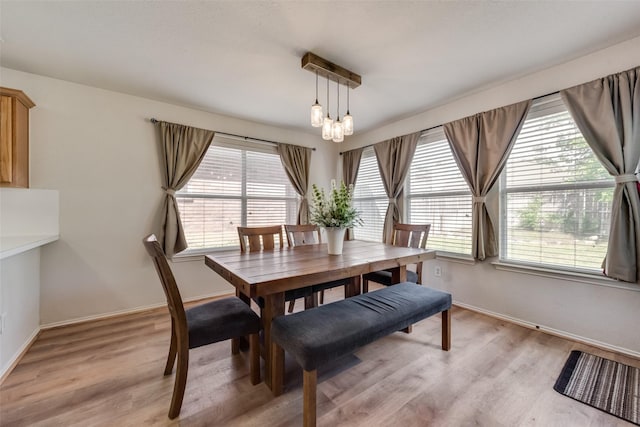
[271,282,452,427]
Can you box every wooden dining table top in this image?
[204,239,436,298]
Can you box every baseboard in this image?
[40,292,230,330]
[0,327,40,385]
[453,300,640,359]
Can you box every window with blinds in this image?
[176,137,298,252]
[406,128,473,255]
[500,94,614,272]
[353,146,386,242]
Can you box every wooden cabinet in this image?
[1,87,35,188]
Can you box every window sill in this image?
[492,260,639,292]
[170,246,240,263]
[435,252,476,265]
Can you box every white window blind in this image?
[176,137,298,251]
[353,146,386,242]
[407,127,472,255]
[500,94,614,272]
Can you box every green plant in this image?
[310,180,362,228]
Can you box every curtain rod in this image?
[339,90,560,155]
[150,118,315,151]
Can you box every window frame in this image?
[174,136,299,256]
[498,94,615,275]
[405,127,473,257]
[352,146,388,242]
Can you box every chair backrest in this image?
[284,224,321,247]
[237,225,285,252]
[142,234,187,326]
[392,223,431,249]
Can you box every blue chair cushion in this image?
[186,297,261,349]
[271,282,451,371]
[363,269,418,286]
[312,278,350,294]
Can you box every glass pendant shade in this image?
[332,119,344,143]
[311,101,323,127]
[342,112,354,136]
[322,116,333,140]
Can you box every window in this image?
[406,128,473,255]
[500,94,614,272]
[353,147,386,241]
[176,137,299,252]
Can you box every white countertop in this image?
[0,235,59,260]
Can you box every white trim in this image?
[435,252,476,265]
[453,300,640,359]
[40,292,228,330]
[0,327,40,383]
[170,253,204,262]
[0,234,59,260]
[171,245,240,262]
[492,260,639,292]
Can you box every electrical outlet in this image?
[434,266,442,277]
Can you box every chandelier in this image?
[302,52,361,143]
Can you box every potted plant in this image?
[309,180,362,254]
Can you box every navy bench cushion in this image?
[271,282,451,371]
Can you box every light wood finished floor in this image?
[1,287,638,427]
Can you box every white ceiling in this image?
[2,1,640,135]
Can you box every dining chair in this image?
[237,225,315,313]
[237,225,285,252]
[284,224,351,305]
[362,223,431,293]
[143,234,262,419]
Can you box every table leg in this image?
[235,289,251,351]
[263,292,285,393]
[344,275,361,298]
[391,265,407,284]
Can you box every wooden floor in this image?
[1,287,638,427]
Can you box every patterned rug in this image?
[554,350,639,425]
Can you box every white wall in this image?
[0,188,58,376]
[342,36,640,355]
[0,250,40,376]
[0,68,335,325]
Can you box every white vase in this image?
[324,227,346,255]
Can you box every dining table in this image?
[204,239,436,394]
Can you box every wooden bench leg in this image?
[442,309,451,351]
[303,369,317,427]
[402,325,413,334]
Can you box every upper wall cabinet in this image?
[0,87,35,188]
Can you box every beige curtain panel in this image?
[561,66,640,283]
[277,143,312,224]
[444,100,531,260]
[342,147,364,240]
[157,121,215,257]
[374,132,421,243]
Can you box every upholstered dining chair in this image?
[143,234,262,419]
[237,225,315,313]
[362,223,431,293]
[284,224,351,306]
